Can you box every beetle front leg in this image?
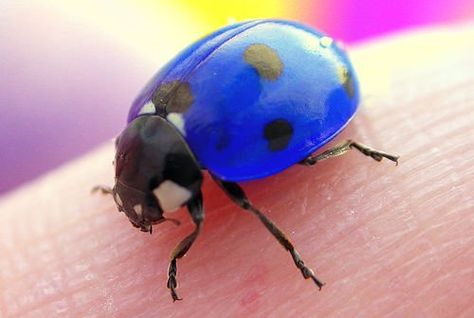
[167,192,204,301]
[300,139,399,165]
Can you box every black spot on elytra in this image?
[215,131,230,151]
[340,67,355,98]
[151,80,194,115]
[243,44,283,80]
[264,119,294,151]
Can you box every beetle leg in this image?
[91,185,113,195]
[212,175,325,290]
[167,192,204,301]
[300,139,399,166]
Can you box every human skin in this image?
[1,24,473,317]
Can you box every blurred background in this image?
[1,0,473,194]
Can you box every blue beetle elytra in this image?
[95,19,399,301]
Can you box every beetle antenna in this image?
[91,185,113,195]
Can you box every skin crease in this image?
[1,24,473,317]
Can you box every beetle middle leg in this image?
[167,192,204,301]
[212,175,325,290]
[300,139,399,166]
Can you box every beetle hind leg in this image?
[212,176,325,290]
[300,139,399,166]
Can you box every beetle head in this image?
[112,115,203,232]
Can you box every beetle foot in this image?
[348,141,400,165]
[292,251,325,290]
[300,140,400,166]
[169,286,182,302]
[301,265,325,290]
[167,260,182,301]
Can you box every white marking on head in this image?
[166,112,186,136]
[138,101,156,115]
[153,180,191,212]
[114,192,123,207]
[133,204,142,216]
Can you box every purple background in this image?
[1,1,472,194]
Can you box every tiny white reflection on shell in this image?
[320,36,333,48]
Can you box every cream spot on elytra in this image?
[167,113,186,136]
[138,101,156,116]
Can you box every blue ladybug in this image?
[97,19,399,301]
